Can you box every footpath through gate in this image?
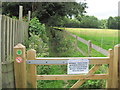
[14,43,120,88]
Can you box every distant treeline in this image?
[2,2,119,29]
[53,15,120,29]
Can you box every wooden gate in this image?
[13,44,120,88]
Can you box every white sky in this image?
[77,0,119,19]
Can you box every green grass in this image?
[37,65,67,88]
[69,35,105,57]
[65,28,119,50]
[37,29,84,88]
[36,27,118,88]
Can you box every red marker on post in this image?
[16,57,23,63]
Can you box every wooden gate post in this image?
[27,49,36,88]
[106,49,113,88]
[118,44,120,89]
[114,44,120,89]
[14,44,26,88]
[111,44,120,88]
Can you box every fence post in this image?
[106,49,113,88]
[27,49,36,88]
[28,11,31,22]
[116,44,120,88]
[118,44,120,89]
[19,6,23,21]
[75,36,78,49]
[1,15,6,63]
[19,6,23,43]
[111,44,120,88]
[88,40,92,56]
[14,44,27,88]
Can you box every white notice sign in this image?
[67,59,89,74]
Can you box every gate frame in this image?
[14,43,120,88]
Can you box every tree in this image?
[99,19,107,29]
[2,2,87,26]
[107,16,119,29]
[2,2,32,17]
[79,15,100,28]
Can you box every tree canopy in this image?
[107,16,120,29]
[2,2,87,25]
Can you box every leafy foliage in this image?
[2,2,32,17]
[107,16,120,29]
[29,17,47,43]
[79,15,100,28]
[2,2,87,26]
[24,17,49,56]
[62,17,81,28]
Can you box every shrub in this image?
[29,17,47,42]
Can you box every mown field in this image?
[65,28,119,50]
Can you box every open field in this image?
[65,28,119,50]
[69,35,105,57]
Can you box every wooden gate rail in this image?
[36,74,108,80]
[13,44,120,88]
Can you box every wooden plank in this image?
[15,20,18,45]
[6,16,10,62]
[36,74,108,80]
[22,22,24,42]
[24,22,27,40]
[92,44,108,56]
[14,44,26,88]
[71,64,102,88]
[0,15,2,62]
[20,21,22,43]
[1,15,6,63]
[17,20,21,43]
[27,49,36,88]
[12,19,15,53]
[9,18,12,61]
[14,20,17,45]
[106,49,114,88]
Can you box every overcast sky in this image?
[77,0,119,19]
